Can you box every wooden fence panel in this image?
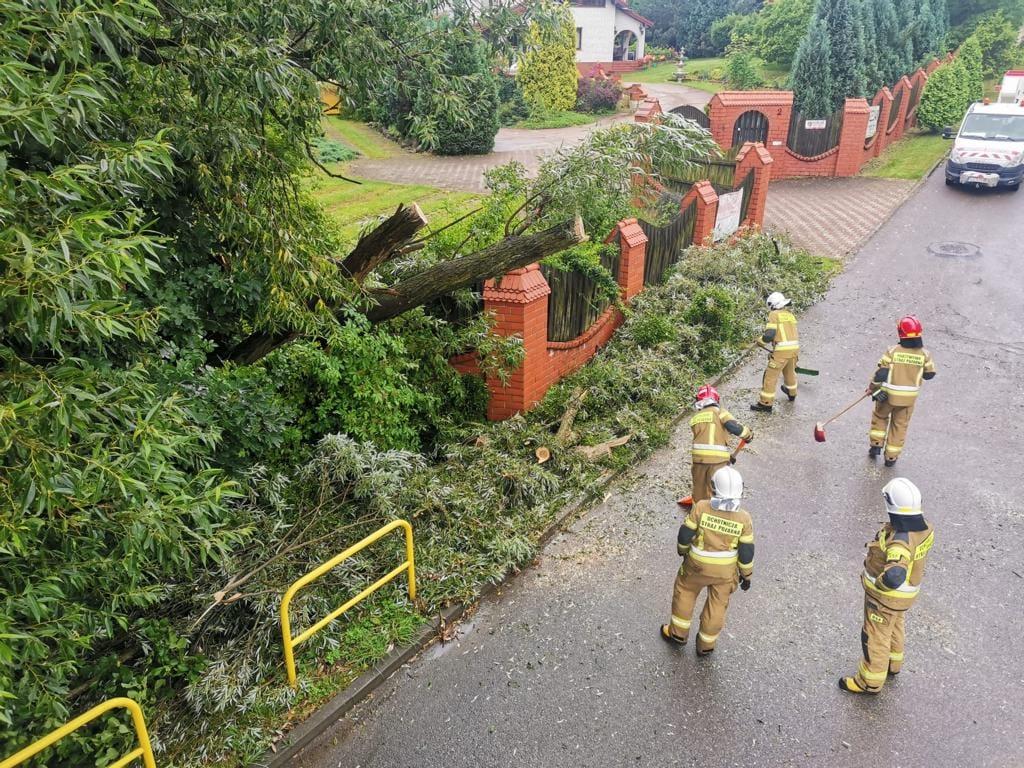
[542,248,621,343]
[640,200,698,286]
[786,108,845,157]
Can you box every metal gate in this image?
[670,104,711,130]
[732,110,769,147]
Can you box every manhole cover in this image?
[928,241,981,258]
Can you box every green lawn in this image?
[313,118,479,245]
[861,130,950,180]
[514,109,613,129]
[627,57,789,89]
[311,172,479,246]
[323,117,400,160]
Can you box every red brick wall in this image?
[705,57,947,179]
[462,158,774,420]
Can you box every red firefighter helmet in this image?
[695,384,721,406]
[897,315,923,340]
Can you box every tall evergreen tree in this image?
[860,0,883,94]
[825,0,867,102]
[912,0,941,61]
[896,0,917,72]
[873,0,904,84]
[791,16,836,116]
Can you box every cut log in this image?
[555,388,588,445]
[341,203,428,283]
[364,216,587,323]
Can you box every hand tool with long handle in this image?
[678,439,749,507]
[813,393,871,442]
[729,439,748,464]
[795,366,819,376]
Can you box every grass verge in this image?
[310,173,480,247]
[164,234,837,767]
[322,117,401,160]
[861,130,950,180]
[514,110,613,129]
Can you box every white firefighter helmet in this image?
[882,477,922,516]
[766,292,791,310]
[710,466,744,512]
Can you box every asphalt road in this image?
[297,170,1024,767]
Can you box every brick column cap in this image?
[688,179,719,206]
[844,97,871,115]
[604,219,648,248]
[484,263,551,304]
[735,141,774,166]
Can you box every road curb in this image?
[257,341,758,767]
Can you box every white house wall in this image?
[570,2,647,63]
[614,9,646,60]
[571,3,616,62]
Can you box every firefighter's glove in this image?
[740,577,752,591]
[729,455,737,465]
[871,389,888,403]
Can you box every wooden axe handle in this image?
[823,392,871,428]
[730,439,748,462]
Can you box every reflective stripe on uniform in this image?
[672,615,691,630]
[858,661,887,682]
[882,383,920,395]
[692,443,731,460]
[869,429,887,439]
[775,341,800,350]
[698,631,719,643]
[889,651,904,661]
[862,571,919,598]
[689,545,738,565]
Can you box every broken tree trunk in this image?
[364,215,587,323]
[225,216,587,364]
[340,203,428,283]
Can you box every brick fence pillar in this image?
[733,142,774,229]
[683,180,720,245]
[605,218,648,301]
[835,98,872,177]
[872,87,894,157]
[483,265,551,421]
[634,98,663,123]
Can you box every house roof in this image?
[613,0,654,28]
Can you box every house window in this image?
[576,27,583,50]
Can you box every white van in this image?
[944,100,1024,190]
[996,70,1024,104]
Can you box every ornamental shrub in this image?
[972,10,1020,77]
[916,59,974,130]
[576,75,624,113]
[498,73,530,126]
[726,46,763,89]
[518,11,579,114]
[958,35,985,103]
[430,40,500,155]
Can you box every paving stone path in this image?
[763,177,919,258]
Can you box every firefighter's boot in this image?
[750,402,773,413]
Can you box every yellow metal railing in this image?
[280,519,416,688]
[0,697,156,768]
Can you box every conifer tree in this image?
[791,16,836,116]
[825,0,868,101]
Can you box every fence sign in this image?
[804,119,828,130]
[866,105,882,139]
[713,190,744,242]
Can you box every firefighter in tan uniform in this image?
[662,467,753,655]
[868,316,937,467]
[677,385,753,509]
[840,478,934,694]
[751,292,800,413]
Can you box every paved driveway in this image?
[298,172,1024,767]
[346,82,710,193]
